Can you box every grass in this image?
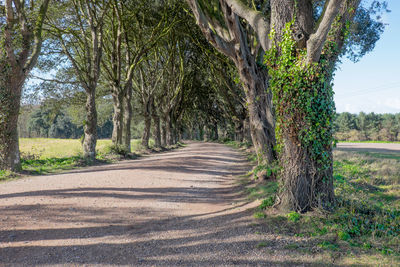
[0,138,158,180]
[19,138,154,159]
[235,141,400,265]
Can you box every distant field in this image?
[19,138,151,159]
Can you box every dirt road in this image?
[336,142,400,153]
[0,142,317,266]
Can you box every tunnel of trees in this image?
[1,0,389,212]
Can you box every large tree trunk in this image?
[0,0,49,171]
[0,71,24,171]
[275,73,335,212]
[279,135,334,212]
[83,89,98,159]
[122,84,133,152]
[237,62,276,164]
[268,0,337,212]
[111,85,124,147]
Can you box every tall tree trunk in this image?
[152,110,162,148]
[165,114,173,146]
[111,86,124,147]
[141,96,152,148]
[243,116,252,143]
[0,71,24,171]
[161,119,167,147]
[279,133,334,211]
[274,70,335,212]
[213,122,219,140]
[0,0,50,171]
[237,63,276,164]
[83,89,97,159]
[122,84,132,152]
[267,0,338,212]
[234,120,244,142]
[202,125,208,141]
[141,113,151,148]
[173,121,181,144]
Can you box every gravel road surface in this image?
[0,142,319,267]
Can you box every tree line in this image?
[1,0,388,212]
[335,112,400,142]
[18,105,400,143]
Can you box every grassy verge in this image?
[0,138,181,181]
[224,139,400,265]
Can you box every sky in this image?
[333,0,400,114]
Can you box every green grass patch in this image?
[287,211,301,222]
[0,170,18,181]
[20,156,100,175]
[0,138,163,178]
[318,241,339,251]
[254,212,267,219]
[247,181,278,201]
[19,138,152,159]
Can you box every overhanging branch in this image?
[306,0,344,64]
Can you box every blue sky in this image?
[333,0,400,114]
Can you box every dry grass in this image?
[19,138,152,159]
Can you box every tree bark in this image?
[83,89,98,159]
[161,118,167,147]
[213,122,219,140]
[279,135,334,211]
[122,84,133,152]
[268,0,343,212]
[165,114,173,146]
[237,64,276,164]
[141,113,151,149]
[0,70,24,170]
[188,0,276,165]
[111,86,124,147]
[152,110,162,148]
[0,0,50,171]
[141,94,152,148]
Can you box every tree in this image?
[187,0,386,211]
[101,0,176,152]
[47,0,109,159]
[186,0,276,164]
[0,0,50,170]
[132,56,163,149]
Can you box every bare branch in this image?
[30,75,80,85]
